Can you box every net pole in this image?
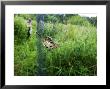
[36,14,46,75]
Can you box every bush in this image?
[44,24,97,76]
[68,15,91,27]
[14,16,27,43]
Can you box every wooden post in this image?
[36,14,46,75]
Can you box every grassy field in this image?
[14,14,97,76]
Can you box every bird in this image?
[36,31,58,50]
[42,36,58,50]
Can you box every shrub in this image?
[68,15,91,27]
[14,16,27,43]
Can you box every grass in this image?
[14,14,97,76]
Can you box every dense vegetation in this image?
[14,14,97,76]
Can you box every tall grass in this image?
[14,15,97,76]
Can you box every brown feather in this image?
[42,36,58,49]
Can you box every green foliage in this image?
[68,15,92,27]
[86,17,97,26]
[15,14,36,20]
[14,16,27,43]
[44,24,96,76]
[44,15,58,23]
[14,15,37,75]
[14,14,97,76]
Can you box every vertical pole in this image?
[62,14,65,24]
[36,14,46,75]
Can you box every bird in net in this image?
[42,36,58,50]
[36,31,58,50]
